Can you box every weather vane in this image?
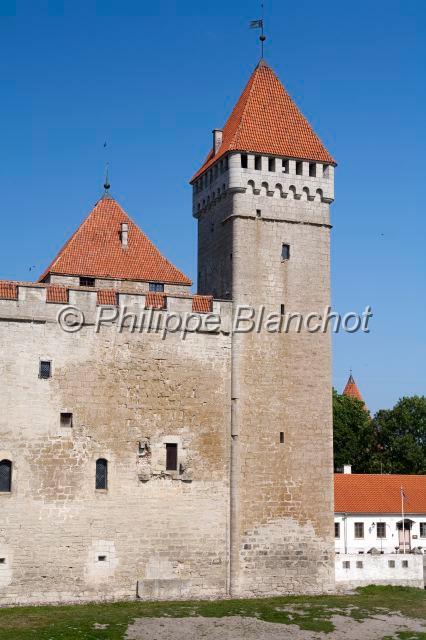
[250,2,266,58]
[103,141,111,196]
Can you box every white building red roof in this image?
[334,474,426,514]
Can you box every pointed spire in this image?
[343,372,364,403]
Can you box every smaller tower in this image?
[343,372,364,404]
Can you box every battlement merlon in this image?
[0,283,232,334]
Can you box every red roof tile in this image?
[97,289,118,306]
[191,59,335,182]
[192,295,213,313]
[343,374,364,403]
[334,474,426,514]
[39,196,191,286]
[0,282,18,300]
[145,292,166,310]
[46,285,68,304]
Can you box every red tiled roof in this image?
[343,374,364,402]
[334,474,426,514]
[0,282,18,300]
[46,285,68,304]
[97,290,118,306]
[145,292,166,310]
[192,295,213,313]
[39,196,191,286]
[191,59,335,182]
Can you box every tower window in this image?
[335,522,340,538]
[323,164,330,178]
[0,460,12,492]
[241,154,248,168]
[95,458,108,490]
[282,159,289,173]
[279,432,284,444]
[165,443,178,471]
[256,209,261,217]
[268,157,276,172]
[296,161,303,176]
[60,412,73,428]
[309,162,316,177]
[149,283,164,292]
[254,155,262,170]
[281,244,290,261]
[80,277,95,287]
[39,360,51,379]
[280,304,285,315]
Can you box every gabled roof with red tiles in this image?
[39,196,191,286]
[343,373,364,403]
[334,474,426,514]
[191,59,335,182]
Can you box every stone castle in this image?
[0,59,336,605]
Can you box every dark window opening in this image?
[343,561,350,569]
[420,522,426,537]
[60,412,73,428]
[356,561,363,568]
[309,162,316,177]
[241,154,248,168]
[282,159,289,173]
[149,283,164,292]
[230,253,233,261]
[354,522,364,539]
[98,555,107,562]
[39,360,51,379]
[334,522,340,538]
[166,443,178,471]
[279,432,284,444]
[79,277,95,287]
[296,161,303,176]
[280,304,285,315]
[402,560,408,568]
[281,244,290,261]
[256,209,261,217]
[388,560,395,568]
[376,522,386,538]
[0,558,5,564]
[96,458,108,490]
[268,157,275,172]
[323,164,330,178]
[0,460,12,492]
[254,155,262,170]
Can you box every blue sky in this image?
[1,0,425,413]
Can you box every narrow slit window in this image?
[309,162,316,177]
[0,460,12,492]
[39,360,51,379]
[256,209,261,217]
[281,244,290,261]
[166,443,178,471]
[334,522,340,538]
[279,432,284,444]
[79,276,95,287]
[296,161,303,176]
[280,304,285,315]
[96,458,108,490]
[282,159,289,173]
[268,157,276,172]
[60,412,73,428]
[241,154,248,168]
[254,155,262,170]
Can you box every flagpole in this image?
[401,485,405,555]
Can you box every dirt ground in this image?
[125,612,426,640]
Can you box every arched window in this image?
[0,460,12,492]
[95,458,108,490]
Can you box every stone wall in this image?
[0,294,232,605]
[335,554,424,590]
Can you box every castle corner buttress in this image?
[0,59,335,604]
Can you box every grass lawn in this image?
[0,586,425,640]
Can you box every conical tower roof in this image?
[343,373,364,403]
[191,59,335,182]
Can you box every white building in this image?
[334,469,426,555]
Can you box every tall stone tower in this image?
[191,59,336,595]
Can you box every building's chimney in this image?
[120,223,128,248]
[212,129,223,155]
[343,464,352,474]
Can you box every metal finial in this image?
[103,162,110,193]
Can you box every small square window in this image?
[376,522,386,538]
[402,560,408,568]
[281,244,290,261]
[356,561,363,569]
[388,560,395,568]
[343,561,350,569]
[39,360,51,379]
[98,555,107,562]
[335,522,340,539]
[0,558,5,564]
[60,412,73,428]
[79,277,95,287]
[149,283,164,292]
[354,522,364,539]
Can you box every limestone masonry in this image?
[0,59,336,605]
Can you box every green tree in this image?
[333,388,375,472]
[372,396,426,474]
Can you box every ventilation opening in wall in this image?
[279,432,284,444]
[254,155,262,170]
[309,163,316,177]
[98,555,107,562]
[296,161,303,176]
[60,412,73,428]
[241,154,248,168]
[268,157,275,172]
[39,360,51,379]
[282,159,289,173]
